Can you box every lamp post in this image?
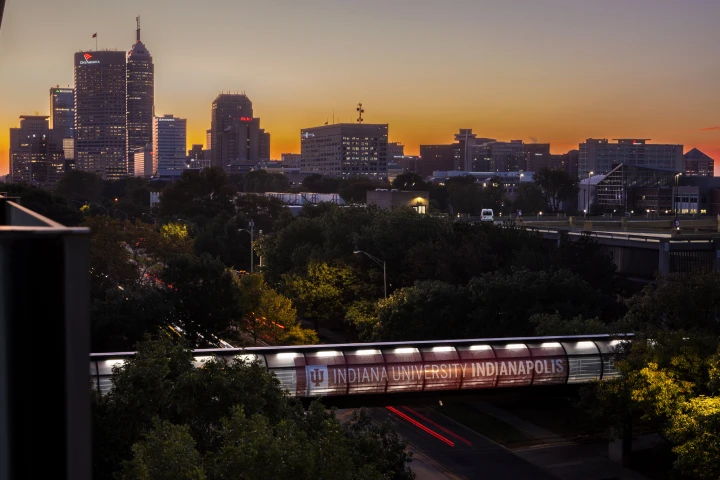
[586,171,594,219]
[673,173,683,219]
[354,250,386,299]
[238,219,255,273]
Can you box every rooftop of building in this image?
[684,147,714,161]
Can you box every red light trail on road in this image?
[401,406,472,446]
[385,406,455,447]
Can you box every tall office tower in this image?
[74,50,127,179]
[490,140,526,171]
[210,93,254,170]
[126,18,154,176]
[133,145,154,178]
[300,123,388,179]
[9,115,65,187]
[258,128,271,161]
[205,128,212,162]
[579,138,683,178]
[153,114,187,179]
[454,129,477,171]
[550,149,580,178]
[49,87,75,160]
[684,148,714,177]
[419,144,455,176]
[524,143,551,172]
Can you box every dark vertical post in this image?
[0,212,90,480]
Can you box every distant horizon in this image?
[1,0,718,175]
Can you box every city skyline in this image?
[1,0,719,176]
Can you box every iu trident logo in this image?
[305,365,328,394]
[310,368,324,386]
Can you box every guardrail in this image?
[0,195,91,480]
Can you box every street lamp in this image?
[238,219,255,273]
[354,250,387,299]
[586,171,594,219]
[673,173,683,219]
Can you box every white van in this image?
[480,209,494,222]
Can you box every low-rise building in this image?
[366,189,429,214]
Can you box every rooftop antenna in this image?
[136,16,140,42]
[356,102,364,124]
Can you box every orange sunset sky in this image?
[1,0,718,175]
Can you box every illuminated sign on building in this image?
[238,116,253,122]
[79,53,100,65]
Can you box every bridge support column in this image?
[608,419,633,466]
[714,239,720,272]
[658,240,670,276]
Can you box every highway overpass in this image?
[91,334,629,398]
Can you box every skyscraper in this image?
[153,114,187,179]
[49,87,74,138]
[9,115,65,187]
[49,87,75,161]
[74,50,127,179]
[211,93,255,171]
[126,17,154,176]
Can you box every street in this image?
[339,406,559,480]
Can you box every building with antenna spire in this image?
[126,16,155,176]
[300,122,388,179]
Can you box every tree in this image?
[243,169,291,193]
[56,170,104,203]
[534,167,578,212]
[513,183,546,215]
[83,215,138,296]
[338,177,390,204]
[13,187,83,225]
[343,409,415,480]
[282,262,356,331]
[119,420,206,480]
[446,176,483,215]
[237,274,309,345]
[302,174,340,193]
[529,312,609,336]
[158,167,237,220]
[91,286,172,352]
[372,281,472,341]
[667,396,720,479]
[465,268,611,338]
[234,194,288,235]
[392,173,429,191]
[193,213,251,270]
[624,271,720,334]
[161,254,245,343]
